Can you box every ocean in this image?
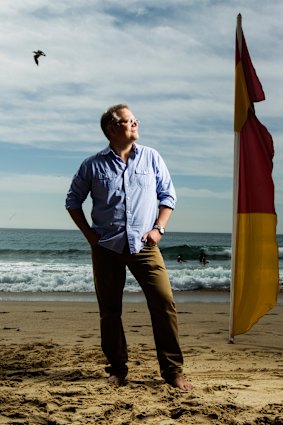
[0,228,282,302]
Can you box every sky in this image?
[0,0,283,234]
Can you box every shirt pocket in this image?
[94,171,119,192]
[134,168,155,189]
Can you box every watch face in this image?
[154,225,164,235]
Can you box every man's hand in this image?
[141,206,172,246]
[67,208,100,247]
[141,229,162,247]
[86,229,101,247]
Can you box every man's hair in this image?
[100,104,129,139]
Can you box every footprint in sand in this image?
[3,326,20,331]
[78,334,95,339]
[33,310,53,313]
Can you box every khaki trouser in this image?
[91,244,183,382]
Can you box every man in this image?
[65,104,192,391]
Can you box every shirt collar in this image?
[101,143,140,156]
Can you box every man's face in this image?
[110,108,139,143]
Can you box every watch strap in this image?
[153,224,165,235]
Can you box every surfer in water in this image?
[199,250,208,266]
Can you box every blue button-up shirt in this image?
[66,143,176,254]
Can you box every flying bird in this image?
[33,50,46,66]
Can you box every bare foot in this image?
[170,375,193,391]
[108,375,126,387]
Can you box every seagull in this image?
[33,50,46,66]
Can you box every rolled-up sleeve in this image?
[155,153,177,210]
[65,160,92,210]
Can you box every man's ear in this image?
[107,124,116,137]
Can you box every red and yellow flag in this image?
[230,14,279,338]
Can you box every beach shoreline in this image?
[0,298,282,424]
[0,289,282,305]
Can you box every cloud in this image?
[1,0,282,152]
[0,173,70,194]
[177,186,231,200]
[1,0,283,231]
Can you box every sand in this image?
[0,297,282,424]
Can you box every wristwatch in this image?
[153,224,165,235]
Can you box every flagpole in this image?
[229,14,242,343]
[236,14,242,53]
[229,133,240,343]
